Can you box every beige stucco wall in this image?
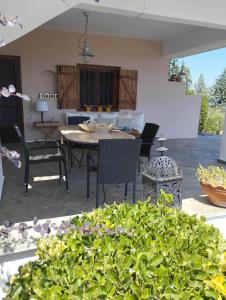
[0,28,200,140]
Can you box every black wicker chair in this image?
[67,116,90,167]
[140,123,160,160]
[87,138,142,208]
[14,125,69,194]
[67,116,90,125]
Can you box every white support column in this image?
[219,109,226,163]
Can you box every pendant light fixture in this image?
[78,12,94,63]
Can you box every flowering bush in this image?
[4,192,226,299]
[0,146,21,168]
[0,84,30,167]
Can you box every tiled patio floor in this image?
[0,135,225,224]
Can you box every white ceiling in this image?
[43,7,200,42]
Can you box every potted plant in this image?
[196,164,226,207]
[169,74,177,81]
[105,105,112,112]
[84,105,92,112]
[97,105,103,112]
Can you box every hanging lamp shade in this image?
[35,101,48,112]
[79,39,94,63]
[78,12,94,63]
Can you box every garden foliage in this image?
[5,192,226,299]
[198,96,208,133]
[203,106,225,135]
[211,68,226,104]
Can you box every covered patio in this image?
[0,0,225,223]
[1,2,226,298]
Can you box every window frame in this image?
[77,64,121,111]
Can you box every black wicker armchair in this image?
[87,138,142,208]
[14,125,69,194]
[140,123,159,160]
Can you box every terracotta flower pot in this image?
[200,181,226,207]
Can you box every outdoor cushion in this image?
[65,111,77,124]
[98,112,118,125]
[65,112,98,124]
[119,109,134,113]
[81,113,98,121]
[130,112,144,132]
[29,152,62,163]
[117,112,132,129]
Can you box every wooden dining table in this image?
[59,125,135,145]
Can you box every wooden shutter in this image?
[119,69,138,110]
[57,65,79,109]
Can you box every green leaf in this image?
[130,283,141,297]
[105,270,119,284]
[124,291,135,300]
[205,289,219,298]
[150,254,163,267]
[141,288,150,299]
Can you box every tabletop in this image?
[34,122,64,128]
[59,125,135,145]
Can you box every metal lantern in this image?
[78,12,94,63]
[142,155,183,208]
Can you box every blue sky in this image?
[177,48,226,88]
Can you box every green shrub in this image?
[203,106,225,135]
[198,96,208,133]
[196,164,226,188]
[5,192,226,299]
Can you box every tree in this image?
[194,73,209,98]
[198,96,208,133]
[183,65,193,89]
[169,58,180,78]
[211,68,226,104]
[169,58,193,91]
[186,89,195,96]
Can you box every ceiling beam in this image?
[163,27,226,57]
[142,0,226,30]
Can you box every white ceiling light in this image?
[78,12,94,63]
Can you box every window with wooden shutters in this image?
[78,64,120,110]
[57,65,138,111]
[119,69,138,110]
[57,65,79,109]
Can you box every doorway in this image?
[0,55,24,143]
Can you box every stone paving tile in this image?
[0,135,225,224]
